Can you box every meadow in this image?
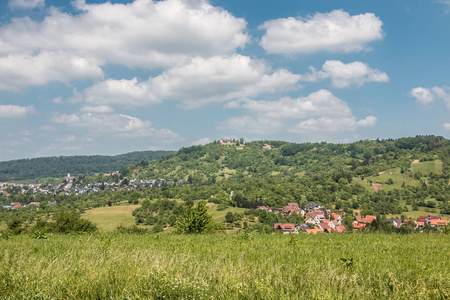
[0,233,448,299]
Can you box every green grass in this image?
[81,203,144,232]
[0,233,449,299]
[360,168,420,192]
[411,160,443,174]
[389,202,450,219]
[207,203,247,223]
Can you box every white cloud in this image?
[218,90,377,134]
[260,10,383,54]
[0,105,35,118]
[411,86,450,108]
[291,115,377,132]
[313,60,389,88]
[191,137,212,145]
[79,105,114,114]
[8,0,44,9]
[411,87,435,105]
[0,52,103,91]
[83,78,158,107]
[0,0,248,71]
[81,55,301,108]
[51,111,179,140]
[241,89,352,119]
[217,116,284,135]
[357,116,378,127]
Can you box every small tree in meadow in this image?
[175,201,221,234]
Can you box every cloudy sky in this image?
[1,0,449,161]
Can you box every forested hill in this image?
[120,136,450,216]
[0,150,172,181]
[128,136,450,182]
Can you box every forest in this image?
[0,150,172,181]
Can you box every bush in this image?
[52,211,97,234]
[116,225,148,234]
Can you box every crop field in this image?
[0,233,449,299]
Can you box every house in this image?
[220,138,234,145]
[319,222,331,231]
[257,206,272,213]
[274,223,296,233]
[330,220,340,228]
[386,219,403,228]
[262,143,271,150]
[353,222,366,230]
[416,221,425,230]
[331,213,342,222]
[418,215,441,224]
[430,219,448,228]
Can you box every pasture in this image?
[0,233,448,299]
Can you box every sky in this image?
[1,0,450,161]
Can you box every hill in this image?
[0,150,172,181]
[122,136,450,218]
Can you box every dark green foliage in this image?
[52,211,97,234]
[115,225,148,234]
[0,150,172,181]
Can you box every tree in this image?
[175,201,220,234]
[225,212,235,223]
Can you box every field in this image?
[81,203,142,231]
[411,160,443,174]
[80,202,249,232]
[0,233,448,299]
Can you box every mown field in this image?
[1,233,449,299]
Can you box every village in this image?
[0,172,174,209]
[261,202,449,234]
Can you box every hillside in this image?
[2,136,450,233]
[0,150,172,181]
[121,136,450,218]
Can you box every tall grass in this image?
[1,233,449,299]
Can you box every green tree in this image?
[225,212,235,223]
[175,201,220,234]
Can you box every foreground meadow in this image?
[0,233,449,299]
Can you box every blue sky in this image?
[0,0,450,161]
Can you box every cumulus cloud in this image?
[218,90,377,134]
[8,0,44,10]
[0,52,103,91]
[411,86,450,108]
[191,137,212,145]
[259,10,383,54]
[217,116,284,135]
[79,105,114,114]
[0,105,35,118]
[51,111,179,140]
[240,89,352,119]
[411,87,435,105]
[305,60,389,88]
[0,0,248,69]
[83,78,158,107]
[81,55,301,108]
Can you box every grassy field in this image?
[411,160,443,174]
[0,233,448,299]
[81,203,142,231]
[80,202,249,232]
